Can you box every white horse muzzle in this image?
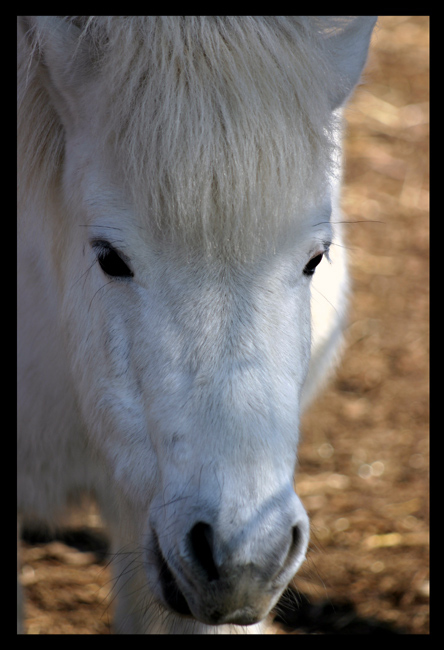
[146,489,309,626]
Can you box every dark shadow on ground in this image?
[273,587,407,634]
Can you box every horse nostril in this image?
[282,524,305,570]
[292,524,301,550]
[189,522,220,582]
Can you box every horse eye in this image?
[303,253,323,276]
[93,241,133,278]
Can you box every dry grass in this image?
[292,15,429,635]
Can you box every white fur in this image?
[17,16,376,634]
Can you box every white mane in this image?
[18,16,346,258]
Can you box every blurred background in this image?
[293,15,429,635]
[19,16,429,634]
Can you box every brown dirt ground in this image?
[19,16,429,635]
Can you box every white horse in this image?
[17,16,376,634]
